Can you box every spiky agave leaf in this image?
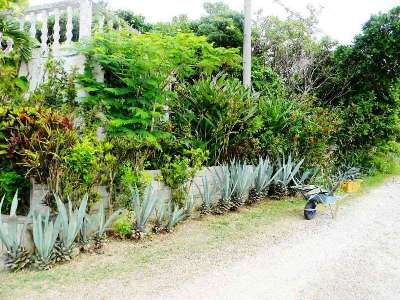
[270,154,304,198]
[153,201,166,234]
[0,192,32,271]
[278,154,304,186]
[213,165,236,214]
[80,212,97,246]
[84,202,123,252]
[0,192,20,253]
[197,176,216,215]
[229,160,254,209]
[165,202,186,233]
[254,158,276,193]
[184,194,195,218]
[249,158,281,204]
[54,194,88,261]
[32,211,61,270]
[131,186,160,239]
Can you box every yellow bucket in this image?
[341,180,361,193]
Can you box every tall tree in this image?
[253,3,335,97]
[192,2,244,49]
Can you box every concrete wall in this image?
[0,166,224,261]
[29,166,224,211]
[148,166,223,205]
[0,216,33,256]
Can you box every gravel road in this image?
[152,179,400,300]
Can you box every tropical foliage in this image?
[1,0,400,274]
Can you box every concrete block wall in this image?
[0,216,33,256]
[0,166,225,260]
[148,166,223,206]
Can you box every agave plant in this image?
[197,176,216,215]
[0,192,31,272]
[248,157,278,204]
[81,203,122,253]
[183,194,195,219]
[153,201,166,234]
[165,202,186,233]
[294,168,318,186]
[213,165,237,214]
[131,186,160,240]
[229,160,254,210]
[54,195,88,262]
[269,154,304,199]
[32,210,61,270]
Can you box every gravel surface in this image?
[21,179,400,300]
[153,179,400,300]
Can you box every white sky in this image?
[30,0,399,44]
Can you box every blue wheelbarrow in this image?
[294,167,359,220]
[294,185,342,220]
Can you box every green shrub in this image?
[0,170,30,214]
[79,30,240,151]
[172,75,262,164]
[258,95,337,170]
[29,58,77,110]
[371,142,400,175]
[317,6,400,170]
[115,164,153,210]
[61,136,104,202]
[112,214,132,239]
[161,148,207,206]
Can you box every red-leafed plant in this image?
[0,106,77,185]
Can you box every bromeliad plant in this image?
[54,194,88,262]
[31,210,61,270]
[269,154,304,198]
[131,186,160,240]
[0,192,31,272]
[248,157,279,204]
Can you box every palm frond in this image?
[0,17,32,61]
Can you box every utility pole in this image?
[243,0,252,88]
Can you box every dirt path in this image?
[153,179,400,300]
[9,179,400,300]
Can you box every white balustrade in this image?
[65,6,73,45]
[0,0,107,90]
[41,10,48,52]
[53,8,60,51]
[6,0,94,54]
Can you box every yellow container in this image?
[341,180,361,193]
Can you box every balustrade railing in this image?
[20,0,92,54]
[1,0,131,57]
[1,0,123,89]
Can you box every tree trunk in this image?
[243,0,252,88]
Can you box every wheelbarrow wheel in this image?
[304,201,317,220]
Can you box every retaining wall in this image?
[1,166,224,258]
